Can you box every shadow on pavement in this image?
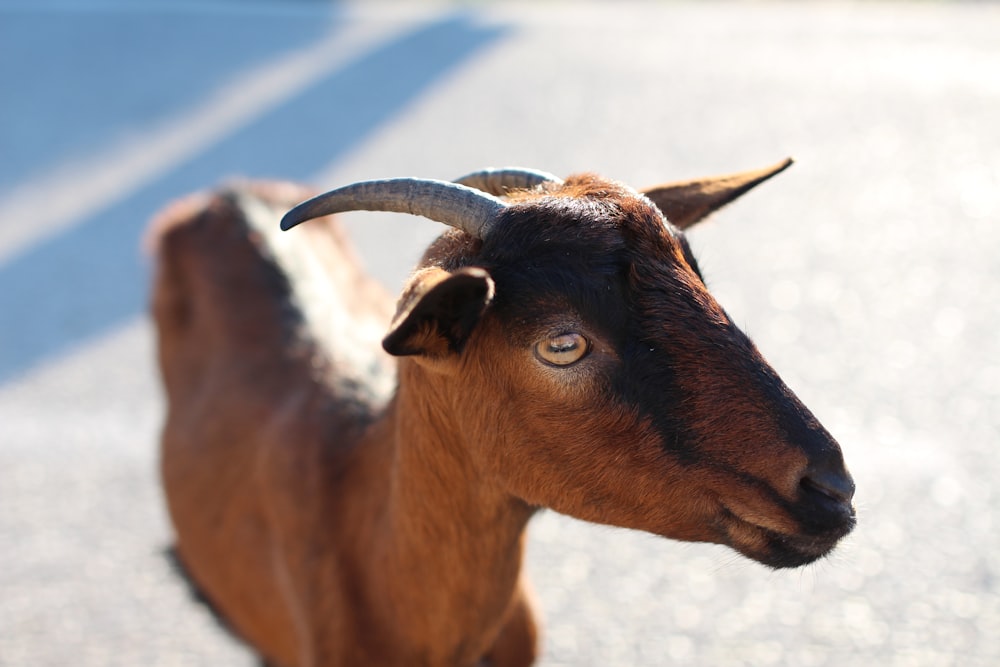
[0,9,333,191]
[0,12,508,384]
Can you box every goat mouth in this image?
[718,506,855,569]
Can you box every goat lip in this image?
[796,477,857,521]
[719,506,855,570]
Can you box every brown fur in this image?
[151,164,854,667]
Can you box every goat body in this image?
[150,163,855,667]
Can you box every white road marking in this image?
[0,10,424,264]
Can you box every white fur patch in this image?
[234,189,396,405]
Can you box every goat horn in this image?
[280,178,507,239]
[453,167,563,196]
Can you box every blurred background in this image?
[1,1,998,665]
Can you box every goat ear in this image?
[382,267,495,358]
[642,158,793,230]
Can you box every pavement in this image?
[2,1,999,665]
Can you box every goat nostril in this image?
[801,468,855,505]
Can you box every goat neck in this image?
[359,364,535,665]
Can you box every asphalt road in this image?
[2,2,999,665]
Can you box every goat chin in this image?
[151,161,853,667]
[719,507,857,569]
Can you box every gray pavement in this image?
[2,1,999,665]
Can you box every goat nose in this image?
[801,460,855,505]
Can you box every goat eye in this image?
[534,333,589,367]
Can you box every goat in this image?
[150,160,855,667]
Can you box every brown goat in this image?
[150,160,855,667]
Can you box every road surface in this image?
[2,2,999,665]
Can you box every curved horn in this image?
[280,178,507,239]
[453,167,563,196]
